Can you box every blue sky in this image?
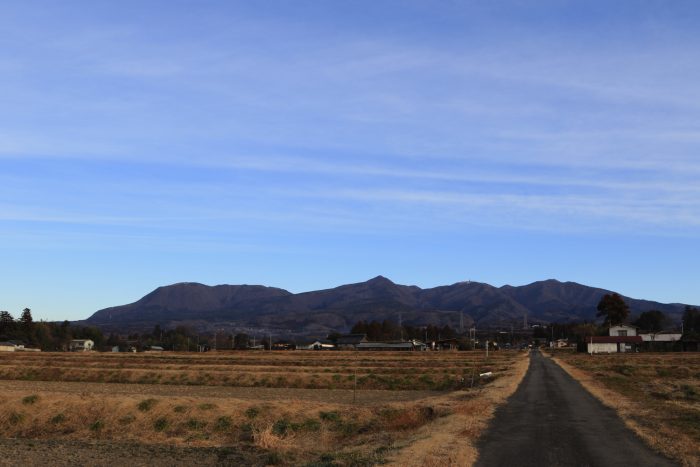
[1,1,699,321]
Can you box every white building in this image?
[69,339,94,351]
[587,336,642,354]
[0,342,16,352]
[639,332,682,343]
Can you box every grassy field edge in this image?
[386,351,531,467]
[548,353,698,467]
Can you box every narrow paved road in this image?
[476,350,676,467]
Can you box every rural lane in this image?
[475,350,677,467]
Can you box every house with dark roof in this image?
[587,325,643,353]
[336,334,367,350]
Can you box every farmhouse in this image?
[69,339,94,351]
[336,334,368,350]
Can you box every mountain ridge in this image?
[83,277,693,337]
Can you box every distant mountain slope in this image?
[84,277,692,336]
[89,282,292,326]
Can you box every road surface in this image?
[475,350,677,467]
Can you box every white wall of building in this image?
[588,342,618,354]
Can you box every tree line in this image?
[349,319,458,342]
[0,308,105,351]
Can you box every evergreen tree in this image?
[0,310,15,336]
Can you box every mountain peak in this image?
[366,275,395,286]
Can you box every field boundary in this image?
[386,351,531,467]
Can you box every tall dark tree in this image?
[20,308,35,340]
[233,333,250,349]
[0,310,15,335]
[682,306,700,338]
[596,293,629,326]
[633,310,666,333]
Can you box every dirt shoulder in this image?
[385,350,531,467]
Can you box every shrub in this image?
[198,403,216,410]
[137,398,157,412]
[50,413,66,424]
[245,407,260,419]
[272,419,290,436]
[154,417,169,432]
[301,418,321,432]
[173,405,187,413]
[266,452,283,465]
[613,365,634,377]
[680,384,699,401]
[22,395,39,405]
[9,412,24,425]
[319,411,341,422]
[214,416,232,431]
[89,420,105,431]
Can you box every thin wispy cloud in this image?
[1,1,699,318]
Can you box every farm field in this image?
[552,351,700,467]
[0,350,529,466]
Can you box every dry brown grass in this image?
[550,352,700,467]
[386,351,531,467]
[0,350,526,465]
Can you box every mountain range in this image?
[84,276,691,337]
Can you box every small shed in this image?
[0,342,16,352]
